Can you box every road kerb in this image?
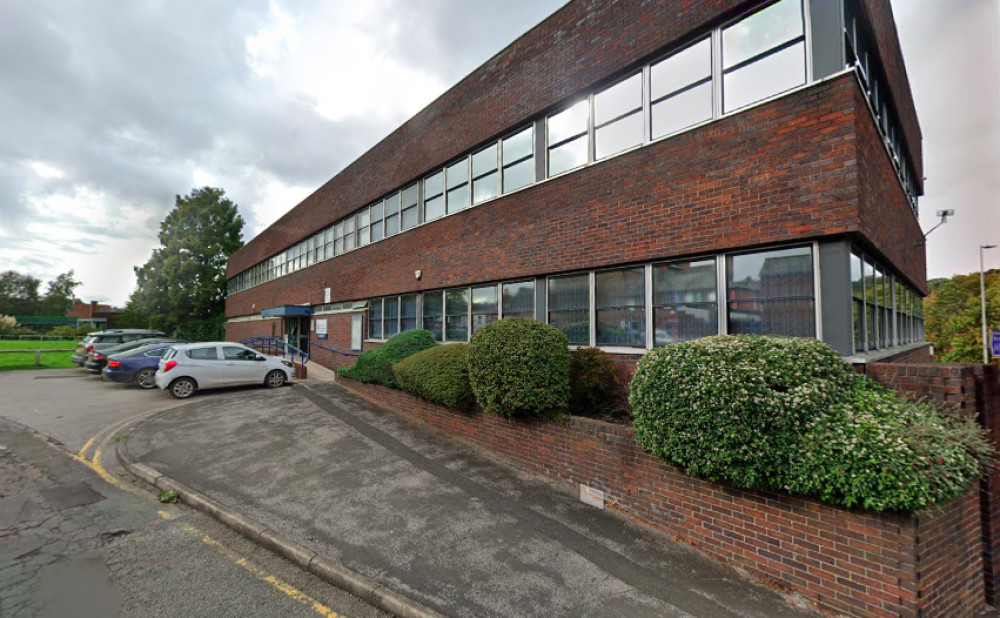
[115,424,445,618]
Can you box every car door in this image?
[182,345,226,387]
[221,346,264,385]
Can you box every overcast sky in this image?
[0,1,996,306]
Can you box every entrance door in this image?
[284,317,310,354]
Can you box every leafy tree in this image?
[0,271,42,315]
[125,187,244,339]
[40,270,81,315]
[924,269,1000,362]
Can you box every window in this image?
[547,101,589,176]
[384,297,400,338]
[358,208,371,247]
[877,267,890,348]
[722,0,805,113]
[472,285,498,334]
[400,294,418,332]
[223,346,256,360]
[370,201,384,242]
[400,184,418,230]
[594,73,642,159]
[865,258,877,350]
[446,159,470,213]
[323,228,333,259]
[186,347,218,360]
[385,192,400,236]
[445,288,470,341]
[424,171,444,222]
[548,274,590,345]
[144,348,167,358]
[423,292,444,341]
[653,258,718,345]
[344,216,356,252]
[650,38,713,140]
[472,144,499,204]
[368,298,383,339]
[502,126,534,193]
[595,267,645,347]
[334,222,344,255]
[502,280,534,320]
[726,246,814,337]
[851,252,864,353]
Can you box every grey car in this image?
[72,329,167,367]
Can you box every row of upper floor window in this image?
[368,244,822,349]
[850,249,924,356]
[843,0,920,214]
[229,0,830,297]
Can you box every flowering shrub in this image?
[338,329,437,387]
[0,315,18,335]
[468,319,570,419]
[569,348,629,419]
[630,335,991,511]
[393,343,474,410]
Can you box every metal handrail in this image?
[239,337,310,365]
[308,340,361,357]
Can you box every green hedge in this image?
[339,329,437,387]
[468,319,570,419]
[569,348,629,419]
[630,335,992,511]
[393,344,474,410]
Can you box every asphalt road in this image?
[0,368,386,618]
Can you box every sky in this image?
[0,0,996,306]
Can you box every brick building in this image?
[225,0,928,371]
[67,300,122,329]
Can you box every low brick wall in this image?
[337,376,986,617]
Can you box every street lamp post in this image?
[981,244,996,364]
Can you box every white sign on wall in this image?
[316,319,328,340]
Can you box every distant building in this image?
[225,0,928,369]
[67,301,122,329]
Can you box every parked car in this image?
[102,342,182,389]
[72,329,167,366]
[155,342,295,399]
[85,337,183,373]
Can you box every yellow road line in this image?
[78,437,94,458]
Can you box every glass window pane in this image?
[548,100,588,145]
[445,289,470,341]
[472,144,498,178]
[424,171,443,199]
[422,292,444,341]
[722,0,803,70]
[651,82,712,139]
[548,274,590,345]
[473,171,499,204]
[727,298,815,337]
[424,195,444,221]
[596,112,643,159]
[503,159,533,193]
[723,41,805,112]
[727,246,814,337]
[594,73,641,126]
[595,268,645,347]
[502,280,535,319]
[446,160,468,190]
[370,202,383,222]
[368,298,383,339]
[650,38,711,101]
[400,294,418,332]
[472,285,498,334]
[502,127,533,165]
[652,258,719,346]
[447,178,469,213]
[384,297,399,338]
[401,206,418,229]
[548,136,588,176]
[385,213,399,236]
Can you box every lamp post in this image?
[981,244,996,364]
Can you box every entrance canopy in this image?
[260,305,312,318]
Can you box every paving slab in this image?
[125,382,817,618]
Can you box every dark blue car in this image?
[102,342,183,389]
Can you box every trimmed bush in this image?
[569,348,629,419]
[393,343,474,410]
[630,334,992,511]
[468,318,571,419]
[339,329,437,387]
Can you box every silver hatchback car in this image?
[155,342,295,399]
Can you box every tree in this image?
[0,271,42,315]
[924,269,1000,363]
[40,271,81,315]
[126,187,244,339]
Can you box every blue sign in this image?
[993,332,1000,357]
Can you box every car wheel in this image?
[264,370,286,389]
[170,378,197,399]
[135,368,156,389]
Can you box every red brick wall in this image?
[863,362,982,414]
[308,312,365,370]
[338,376,985,617]
[228,75,877,318]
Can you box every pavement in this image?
[119,379,818,618]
